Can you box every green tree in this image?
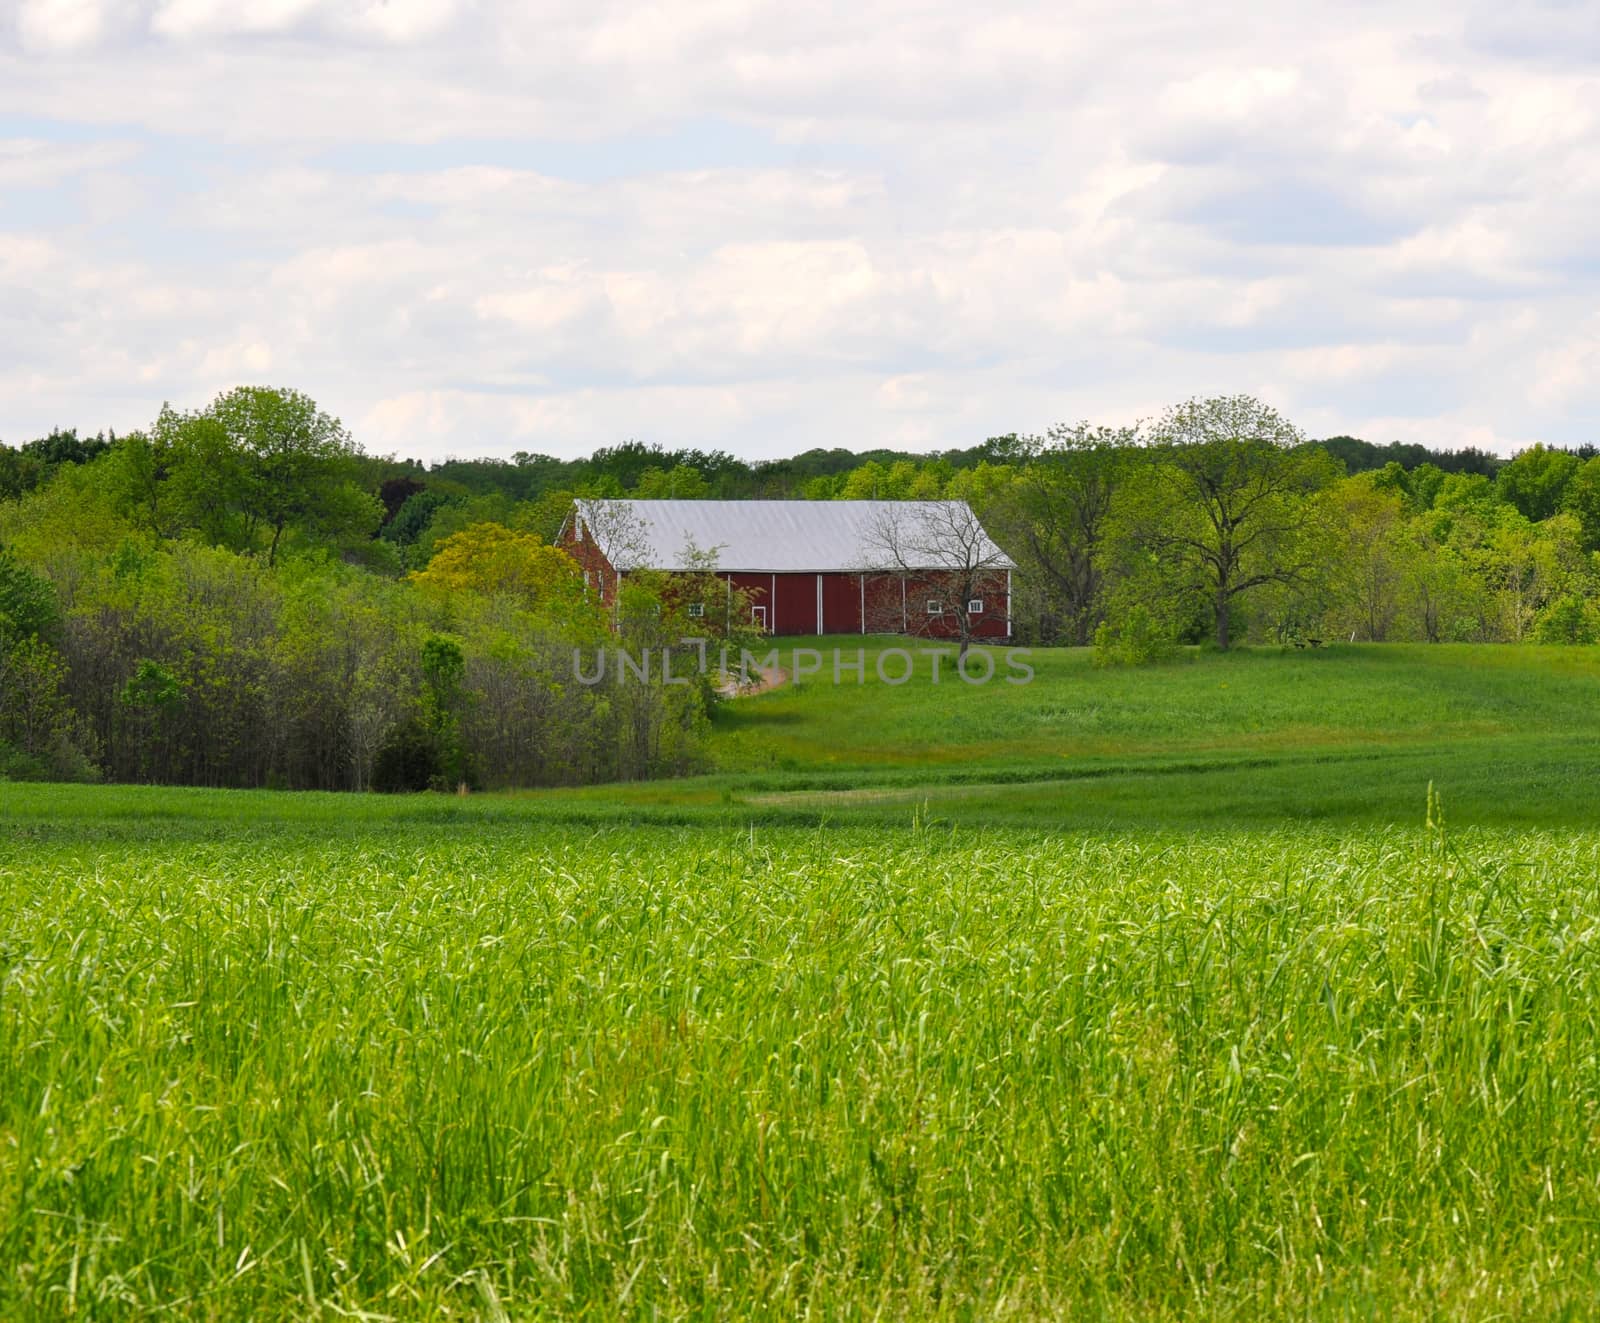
[1400,517,1474,642]
[1496,444,1580,522]
[1561,457,1600,551]
[0,429,112,501]
[609,575,713,778]
[0,635,98,781]
[1536,594,1599,644]
[421,634,469,790]
[410,522,586,617]
[379,488,449,549]
[998,424,1133,645]
[1111,396,1338,649]
[158,406,250,547]
[840,460,918,501]
[0,444,44,501]
[0,547,58,642]
[101,429,174,537]
[407,492,516,567]
[1408,462,1447,511]
[1331,474,1409,641]
[205,387,377,565]
[1485,511,1586,642]
[633,464,711,499]
[119,659,184,783]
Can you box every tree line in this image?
[3,386,1596,787]
[984,397,1600,655]
[0,388,753,788]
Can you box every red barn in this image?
[559,499,1015,640]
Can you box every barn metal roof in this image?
[572,499,1016,573]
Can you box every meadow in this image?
[608,639,1600,830]
[6,644,1600,1318]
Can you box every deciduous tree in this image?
[410,522,586,615]
[205,386,378,565]
[862,501,1013,659]
[1111,396,1339,650]
[996,423,1132,645]
[1496,444,1580,522]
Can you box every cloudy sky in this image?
[2,1,1597,462]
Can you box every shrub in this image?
[1093,605,1177,667]
[1536,595,1599,645]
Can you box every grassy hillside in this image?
[7,642,1598,832]
[715,639,1600,763]
[698,641,1600,828]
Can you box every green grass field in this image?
[606,639,1600,830]
[7,645,1600,1318]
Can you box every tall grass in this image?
[5,806,1600,1317]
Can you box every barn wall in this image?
[726,573,771,630]
[821,574,864,634]
[556,542,1014,641]
[864,573,907,633]
[773,574,818,635]
[866,569,1011,639]
[557,522,619,606]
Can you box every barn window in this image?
[687,602,705,618]
[968,598,984,615]
[927,600,943,616]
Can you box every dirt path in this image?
[717,665,788,698]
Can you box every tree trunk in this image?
[1069,604,1095,647]
[1216,589,1231,650]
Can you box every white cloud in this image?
[0,0,1598,457]
[0,136,137,186]
[147,0,465,42]
[12,0,128,52]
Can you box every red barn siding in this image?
[557,521,619,606]
[772,573,817,635]
[822,574,864,634]
[863,573,907,633]
[726,573,771,629]
[758,570,1011,639]
[560,506,1012,639]
[865,570,1011,639]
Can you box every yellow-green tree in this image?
[410,522,585,614]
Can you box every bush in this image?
[1536,595,1599,645]
[0,735,100,783]
[1093,605,1177,668]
